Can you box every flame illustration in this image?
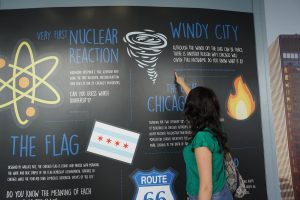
[227,76,255,120]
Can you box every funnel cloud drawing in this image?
[123,29,167,84]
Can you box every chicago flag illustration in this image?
[87,121,140,164]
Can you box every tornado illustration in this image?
[123,29,167,84]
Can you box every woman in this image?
[175,73,233,200]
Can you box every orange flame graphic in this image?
[227,76,255,120]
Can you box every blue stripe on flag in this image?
[89,141,133,158]
[94,127,138,143]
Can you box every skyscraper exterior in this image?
[269,34,300,200]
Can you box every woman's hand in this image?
[175,72,191,95]
[175,72,185,86]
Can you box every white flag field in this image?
[87,121,140,164]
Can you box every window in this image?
[291,53,295,59]
[285,75,289,80]
[283,53,287,58]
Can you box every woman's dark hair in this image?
[184,86,229,154]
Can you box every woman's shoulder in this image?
[194,128,214,139]
[192,128,217,150]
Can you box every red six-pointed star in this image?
[123,143,129,149]
[106,138,112,143]
[98,136,103,141]
[115,141,120,146]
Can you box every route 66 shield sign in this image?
[131,168,177,200]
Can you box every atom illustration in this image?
[0,41,61,127]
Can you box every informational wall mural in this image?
[0,6,266,199]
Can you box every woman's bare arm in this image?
[194,147,213,200]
